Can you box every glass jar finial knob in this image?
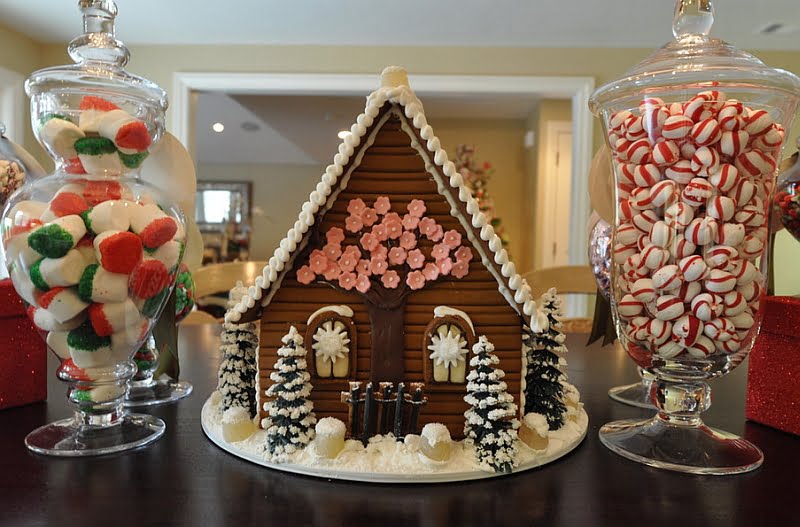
[67,0,129,67]
[673,0,714,38]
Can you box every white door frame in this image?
[171,72,594,270]
[0,66,25,141]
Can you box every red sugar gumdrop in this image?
[50,192,89,217]
[83,181,123,206]
[79,95,120,112]
[88,303,114,337]
[98,232,143,274]
[129,260,169,299]
[64,157,86,174]
[140,217,178,249]
[115,121,152,152]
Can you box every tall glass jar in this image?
[0,0,185,456]
[589,0,800,474]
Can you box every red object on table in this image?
[0,278,47,410]
[746,295,800,436]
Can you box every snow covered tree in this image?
[524,288,567,430]
[263,326,317,461]
[218,320,258,418]
[464,335,520,473]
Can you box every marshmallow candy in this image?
[38,114,85,159]
[29,250,89,291]
[41,191,90,222]
[37,286,88,323]
[46,331,71,360]
[27,305,85,332]
[110,318,149,357]
[129,204,178,250]
[67,322,113,369]
[129,259,170,300]
[78,95,120,133]
[88,299,143,337]
[94,230,144,274]
[82,200,132,234]
[27,215,87,258]
[78,264,130,304]
[97,109,152,154]
[74,137,123,176]
[149,240,183,272]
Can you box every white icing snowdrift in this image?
[202,392,588,484]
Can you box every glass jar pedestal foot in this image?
[599,380,763,474]
[608,367,656,409]
[124,338,192,408]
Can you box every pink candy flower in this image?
[345,214,364,233]
[355,274,371,293]
[343,245,361,261]
[326,227,345,245]
[323,242,342,261]
[399,231,417,250]
[338,272,357,290]
[407,249,425,269]
[356,259,371,276]
[437,258,453,276]
[402,214,420,231]
[296,265,315,285]
[371,244,388,259]
[422,263,440,281]
[374,196,391,215]
[323,262,342,281]
[418,217,437,236]
[338,249,359,272]
[370,255,388,276]
[372,223,388,241]
[361,207,378,227]
[382,216,403,240]
[388,247,407,266]
[406,270,426,290]
[431,243,450,261]
[309,249,328,274]
[360,232,379,252]
[443,230,462,249]
[451,260,469,279]
[455,246,473,262]
[428,224,444,242]
[347,198,367,215]
[407,199,426,218]
[382,270,400,289]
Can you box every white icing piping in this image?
[306,305,354,325]
[225,80,536,327]
[433,306,475,334]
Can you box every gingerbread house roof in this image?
[225,67,539,327]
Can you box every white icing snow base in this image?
[202,393,588,484]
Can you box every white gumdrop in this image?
[481,224,493,240]
[427,137,441,152]
[420,125,433,140]
[459,186,472,201]
[434,149,448,165]
[502,262,516,278]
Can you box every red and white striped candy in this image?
[649,179,677,208]
[729,178,756,207]
[735,150,776,178]
[626,139,652,164]
[743,109,774,137]
[646,318,672,345]
[662,115,694,140]
[671,234,697,260]
[618,163,638,185]
[656,339,684,359]
[707,196,735,222]
[685,217,717,245]
[729,311,755,332]
[739,235,765,259]
[631,278,657,303]
[704,317,736,341]
[716,334,742,353]
[614,137,633,160]
[719,130,749,158]
[617,274,632,294]
[649,221,673,248]
[705,269,737,294]
[652,264,683,291]
[690,146,719,176]
[613,242,637,264]
[652,140,680,166]
[655,294,685,321]
[718,101,745,131]
[642,106,669,137]
[734,206,766,228]
[617,182,635,200]
[625,116,647,140]
[618,294,644,319]
[723,291,748,316]
[641,243,669,270]
[708,164,740,192]
[665,159,695,184]
[715,223,746,247]
[680,142,698,161]
[609,110,633,132]
[632,210,660,233]
[631,187,655,210]
[738,280,762,303]
[618,199,634,222]
[664,202,694,229]
[752,124,783,151]
[636,235,651,252]
[679,255,707,282]
[633,164,661,187]
[684,94,711,121]
[686,335,715,358]
[672,314,704,347]
[704,245,738,269]
[623,253,648,279]
[682,178,714,207]
[677,281,702,304]
[691,292,723,321]
[690,118,721,146]
[731,260,757,286]
[668,102,683,116]
[616,222,639,245]
[698,90,726,110]
[639,97,665,115]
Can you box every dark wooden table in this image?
[1,326,797,527]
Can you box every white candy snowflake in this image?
[428,324,468,368]
[312,320,350,364]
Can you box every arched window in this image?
[423,309,475,384]
[306,307,357,380]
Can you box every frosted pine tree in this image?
[464,335,520,473]
[523,288,567,430]
[263,326,317,462]
[218,321,258,418]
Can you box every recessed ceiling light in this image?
[337,130,350,139]
[212,122,225,133]
[241,121,260,132]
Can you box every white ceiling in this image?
[1,1,800,50]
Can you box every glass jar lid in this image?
[589,0,800,113]
[25,0,167,112]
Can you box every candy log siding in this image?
[257,113,523,439]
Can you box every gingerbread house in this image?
[226,67,541,439]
